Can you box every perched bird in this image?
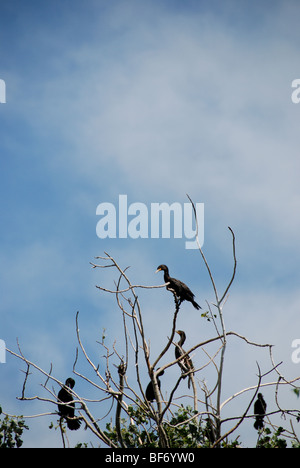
[155,264,201,310]
[174,330,194,389]
[145,369,165,402]
[57,377,81,431]
[253,393,267,431]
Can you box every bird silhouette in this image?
[57,377,81,430]
[174,330,194,388]
[253,393,267,431]
[156,265,201,309]
[145,369,165,402]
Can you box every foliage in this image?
[164,406,204,448]
[256,427,287,449]
[293,388,300,398]
[104,404,240,448]
[0,407,28,448]
[104,404,159,448]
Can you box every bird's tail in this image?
[253,418,264,431]
[67,417,81,431]
[192,300,201,310]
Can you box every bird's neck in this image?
[164,271,170,282]
[177,338,185,347]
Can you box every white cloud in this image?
[21,1,297,252]
[9,2,299,246]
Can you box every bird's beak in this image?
[155,268,161,273]
[175,330,179,335]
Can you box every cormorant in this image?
[174,330,194,389]
[155,265,201,310]
[253,393,267,431]
[57,377,81,431]
[145,369,165,402]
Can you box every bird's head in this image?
[155,264,168,274]
[157,367,165,377]
[65,377,75,389]
[176,330,186,340]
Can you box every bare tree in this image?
[4,197,300,448]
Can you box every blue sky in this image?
[1,0,300,447]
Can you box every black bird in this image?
[145,369,165,402]
[57,377,81,431]
[174,330,194,389]
[253,393,267,431]
[155,264,201,310]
